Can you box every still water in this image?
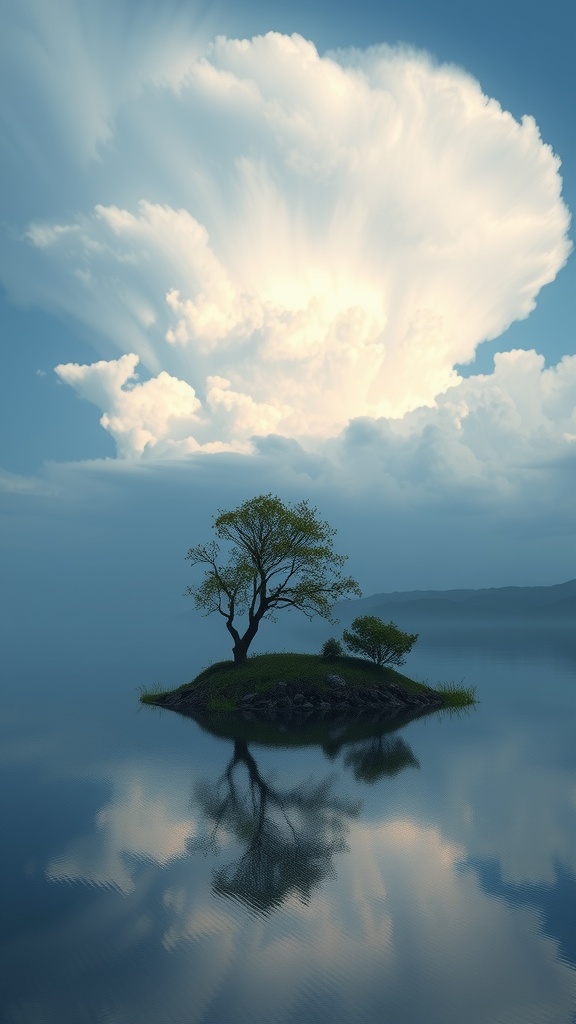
[1,621,575,1023]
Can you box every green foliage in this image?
[185,494,361,663]
[342,616,418,667]
[321,637,343,660]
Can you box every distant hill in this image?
[337,579,576,626]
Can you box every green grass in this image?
[139,651,437,711]
[194,651,429,693]
[435,681,478,708]
[140,654,479,713]
[139,688,166,705]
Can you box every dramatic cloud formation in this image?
[329,349,576,502]
[0,9,573,588]
[54,352,248,458]
[53,349,576,530]
[3,29,569,452]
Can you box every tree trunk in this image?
[232,638,250,665]
[232,614,264,665]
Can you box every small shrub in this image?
[321,637,343,660]
[343,616,418,666]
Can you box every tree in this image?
[342,616,418,667]
[185,494,361,665]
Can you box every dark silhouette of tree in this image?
[193,738,360,914]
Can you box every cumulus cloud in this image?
[1,26,569,448]
[54,352,251,457]
[331,349,576,503]
[1,8,573,559]
[53,347,576,532]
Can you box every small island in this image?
[141,651,475,720]
[141,495,476,723]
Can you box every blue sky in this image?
[0,0,574,600]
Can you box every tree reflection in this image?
[189,710,424,915]
[344,735,420,784]
[193,738,360,914]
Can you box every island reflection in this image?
[188,710,424,915]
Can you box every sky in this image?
[0,0,575,615]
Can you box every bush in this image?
[321,637,343,660]
[342,616,418,667]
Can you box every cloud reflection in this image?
[155,815,576,1023]
[46,774,196,893]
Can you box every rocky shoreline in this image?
[152,673,446,722]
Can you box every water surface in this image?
[1,620,575,1023]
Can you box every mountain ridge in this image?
[337,579,576,623]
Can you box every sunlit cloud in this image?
[52,348,576,530]
[329,349,576,502]
[1,6,573,582]
[1,23,569,452]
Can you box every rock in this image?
[157,673,448,723]
[273,696,292,709]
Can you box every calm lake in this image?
[1,613,575,1024]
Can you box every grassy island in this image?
[140,652,476,718]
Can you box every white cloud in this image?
[52,347,576,526]
[0,13,573,567]
[55,352,210,458]
[0,0,214,167]
[327,349,576,505]
[1,28,569,447]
